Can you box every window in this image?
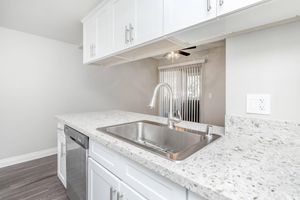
[159,62,203,123]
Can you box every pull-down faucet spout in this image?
[149,83,181,129]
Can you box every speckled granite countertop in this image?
[56,110,300,200]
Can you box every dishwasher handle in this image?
[65,125,89,149]
[69,136,86,149]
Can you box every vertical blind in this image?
[159,63,203,123]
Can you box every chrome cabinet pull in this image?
[125,25,129,44]
[219,0,224,6]
[110,187,113,200]
[129,23,134,42]
[207,0,211,11]
[110,187,117,200]
[117,192,123,200]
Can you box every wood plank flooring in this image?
[0,155,68,200]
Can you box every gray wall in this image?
[0,27,158,159]
[158,44,226,126]
[226,21,300,122]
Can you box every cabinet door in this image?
[113,0,135,51]
[57,130,66,188]
[88,158,119,200]
[83,17,97,62]
[96,4,114,57]
[164,0,217,34]
[119,182,147,200]
[217,0,265,16]
[134,0,163,45]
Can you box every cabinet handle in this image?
[219,0,224,6]
[207,0,211,11]
[117,192,123,200]
[125,25,129,44]
[110,187,116,200]
[129,23,134,42]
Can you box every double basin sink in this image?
[97,121,221,161]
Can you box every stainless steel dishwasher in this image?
[65,125,89,200]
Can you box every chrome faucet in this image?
[149,83,182,129]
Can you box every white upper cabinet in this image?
[83,17,97,63]
[113,0,164,51]
[96,3,114,58]
[164,0,217,34]
[134,0,164,45]
[216,0,266,16]
[113,0,136,51]
[82,0,282,66]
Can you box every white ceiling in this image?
[0,0,103,45]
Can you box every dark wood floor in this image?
[0,155,68,200]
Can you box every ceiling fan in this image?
[177,46,197,56]
[165,46,197,60]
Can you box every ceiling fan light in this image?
[165,51,180,60]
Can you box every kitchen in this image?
[0,0,299,200]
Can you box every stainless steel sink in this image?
[97,121,221,161]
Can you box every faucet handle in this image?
[206,125,213,137]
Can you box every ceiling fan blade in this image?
[178,50,190,56]
[182,46,196,50]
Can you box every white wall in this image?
[226,21,300,122]
[0,27,158,160]
[158,44,226,126]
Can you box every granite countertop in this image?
[56,110,300,200]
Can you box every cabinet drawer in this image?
[120,158,186,200]
[89,140,186,200]
[89,140,123,175]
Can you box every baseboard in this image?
[0,147,57,168]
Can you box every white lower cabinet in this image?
[89,158,146,200]
[57,124,66,188]
[88,158,119,200]
[119,181,147,200]
[88,140,186,200]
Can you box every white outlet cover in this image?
[246,94,271,115]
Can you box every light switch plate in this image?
[246,94,271,115]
